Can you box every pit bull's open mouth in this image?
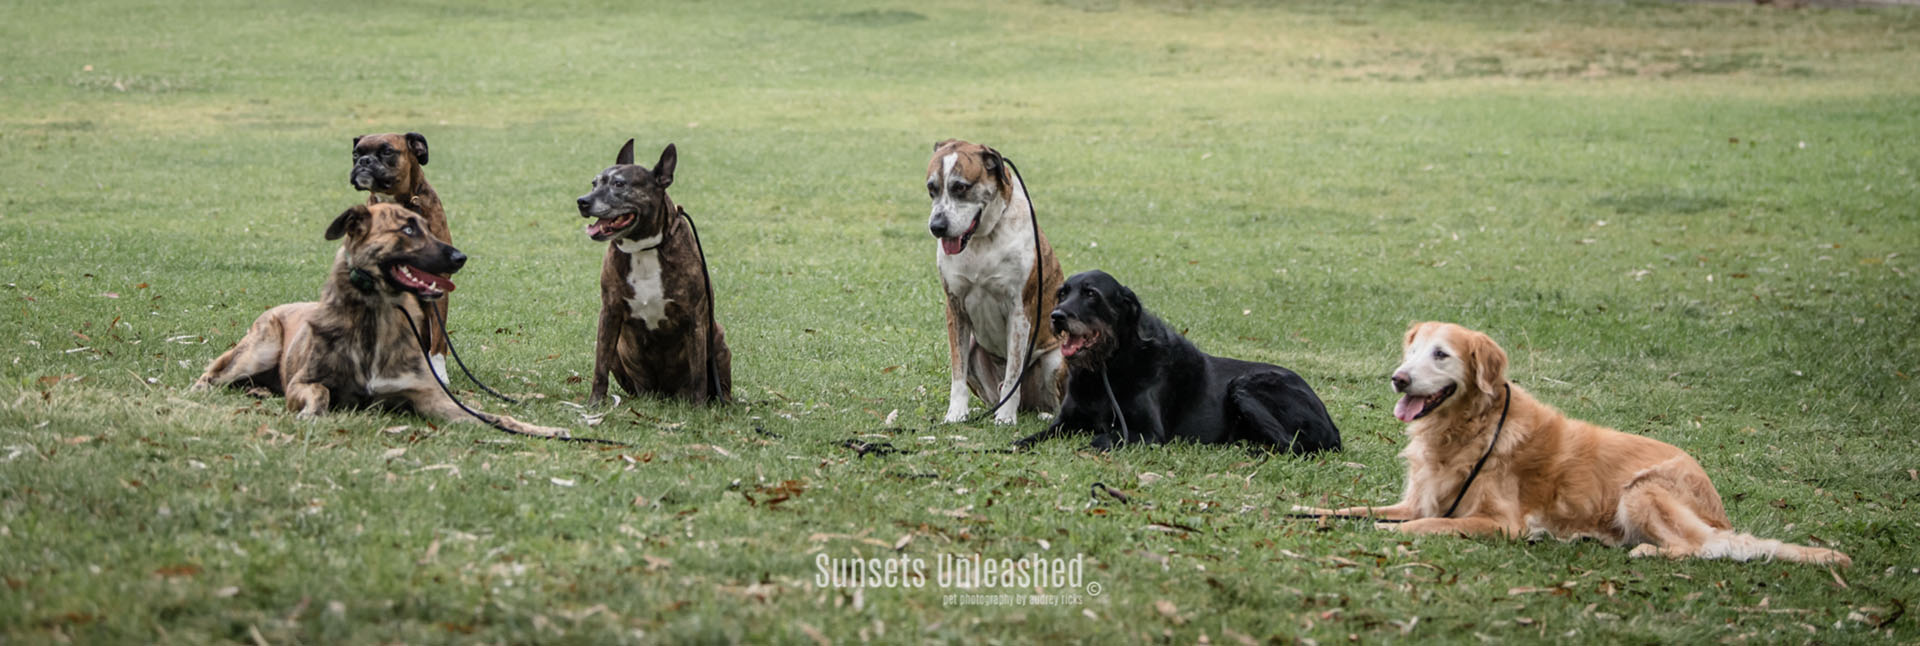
[1059,329,1099,359]
[1394,383,1456,422]
[940,216,979,255]
[587,212,637,241]
[386,263,456,298]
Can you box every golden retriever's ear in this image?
[1403,321,1427,348]
[1466,330,1509,395]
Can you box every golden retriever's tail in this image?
[1693,530,1852,567]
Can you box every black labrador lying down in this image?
[1014,270,1342,454]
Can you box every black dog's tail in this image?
[1225,371,1342,454]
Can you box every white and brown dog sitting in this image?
[926,140,1065,425]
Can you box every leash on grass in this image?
[1283,383,1511,523]
[966,155,1046,424]
[430,306,517,405]
[398,303,631,447]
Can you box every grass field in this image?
[3,0,1919,642]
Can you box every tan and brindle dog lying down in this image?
[1295,322,1849,566]
[193,203,570,439]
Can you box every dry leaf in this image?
[382,447,406,460]
[1155,599,1186,625]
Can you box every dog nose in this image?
[447,249,467,269]
[1390,372,1410,392]
[576,197,592,212]
[1050,310,1066,328]
[928,215,949,237]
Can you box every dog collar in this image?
[348,268,380,293]
[620,205,685,252]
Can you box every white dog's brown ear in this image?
[325,204,372,241]
[979,146,1005,182]
[1466,330,1509,395]
[932,138,959,152]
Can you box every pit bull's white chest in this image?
[938,233,1034,355]
[617,236,672,331]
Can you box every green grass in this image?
[3,0,1919,642]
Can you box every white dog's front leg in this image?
[944,309,973,424]
[991,310,1028,425]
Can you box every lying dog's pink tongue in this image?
[1392,394,1427,423]
[940,236,966,255]
[391,265,456,294]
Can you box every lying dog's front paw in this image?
[1628,544,1661,559]
[187,379,213,393]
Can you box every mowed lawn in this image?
[3,0,1918,642]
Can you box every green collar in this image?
[348,268,380,293]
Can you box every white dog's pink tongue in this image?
[1393,394,1425,422]
[941,237,965,255]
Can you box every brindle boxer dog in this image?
[927,139,1066,425]
[576,139,732,405]
[194,203,570,438]
[351,132,453,380]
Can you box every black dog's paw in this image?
[1089,433,1118,452]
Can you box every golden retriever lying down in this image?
[1295,322,1849,566]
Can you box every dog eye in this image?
[402,225,418,236]
[948,182,966,194]
[1432,349,1449,360]
[1083,287,1099,300]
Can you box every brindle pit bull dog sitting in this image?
[194,203,570,438]
[576,139,732,406]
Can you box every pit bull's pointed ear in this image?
[352,135,364,150]
[616,138,635,166]
[932,138,958,152]
[325,204,371,241]
[405,132,429,165]
[1466,329,1509,396]
[653,143,676,189]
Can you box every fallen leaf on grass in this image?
[796,621,830,646]
[1155,599,1186,625]
[643,555,672,572]
[214,586,240,597]
[382,447,406,460]
[154,564,201,578]
[550,477,575,487]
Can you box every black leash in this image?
[429,305,516,404]
[397,304,630,447]
[679,206,729,404]
[1099,368,1130,441]
[1286,383,1512,522]
[966,155,1046,424]
[1440,383,1511,519]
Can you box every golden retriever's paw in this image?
[1375,521,1401,531]
[187,379,213,393]
[1628,544,1661,559]
[1805,548,1852,568]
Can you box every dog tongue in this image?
[940,236,965,255]
[394,265,456,294]
[1393,394,1426,423]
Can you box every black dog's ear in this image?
[352,135,364,150]
[653,143,676,189]
[1115,283,1142,326]
[616,138,635,166]
[404,132,429,166]
[325,204,372,241]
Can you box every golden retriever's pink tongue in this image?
[940,236,965,255]
[1393,394,1425,422]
